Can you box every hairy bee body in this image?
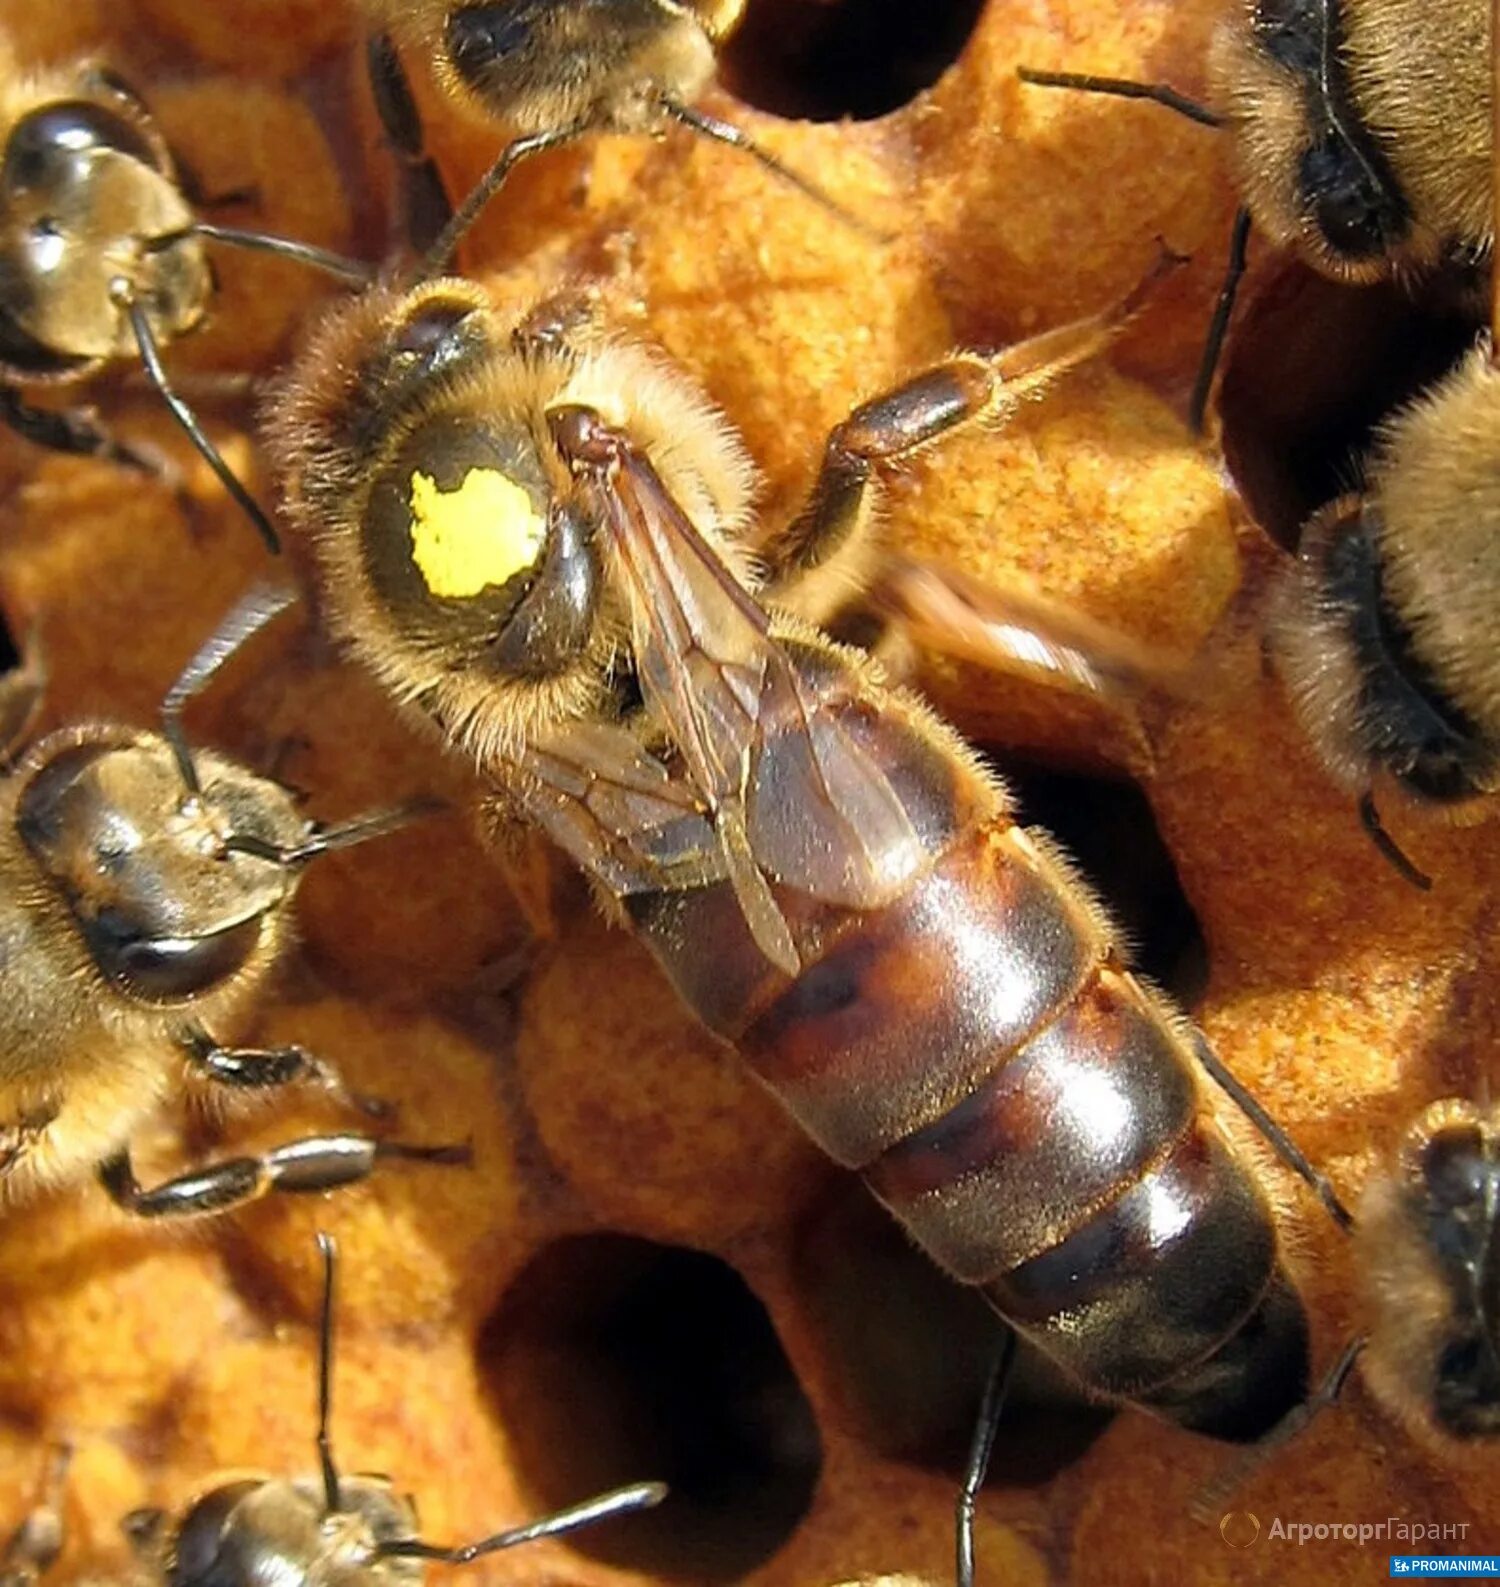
[1358,1098,1500,1448]
[270,277,1312,1446]
[1272,344,1500,811]
[0,726,304,1201]
[2,1236,664,1587]
[160,1473,423,1587]
[361,0,731,139]
[618,628,1307,1440]
[0,606,463,1222]
[1209,0,1491,282]
[0,37,210,382]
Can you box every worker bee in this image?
[1267,336,1500,883]
[359,0,874,271]
[266,262,1346,1484]
[0,30,371,552]
[1264,13,1500,886]
[1357,1097,1500,1449]
[0,584,462,1218]
[0,1237,666,1587]
[1019,0,1492,426]
[1192,1093,1499,1509]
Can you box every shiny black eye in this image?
[169,1482,261,1587]
[392,301,471,362]
[16,742,115,853]
[1418,1124,1491,1211]
[1434,1334,1500,1438]
[447,3,537,84]
[4,100,157,191]
[354,302,485,451]
[1300,138,1409,261]
[1253,0,1321,72]
[84,913,262,1004]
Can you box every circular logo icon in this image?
[1220,1512,1261,1549]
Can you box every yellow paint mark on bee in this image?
[408,467,545,598]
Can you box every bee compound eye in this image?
[445,3,537,84]
[4,100,157,191]
[489,498,600,676]
[391,301,471,362]
[1300,138,1407,262]
[169,1483,263,1587]
[86,913,263,1004]
[1417,1124,1491,1211]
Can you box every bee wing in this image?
[587,435,926,969]
[516,722,726,896]
[870,554,1184,702]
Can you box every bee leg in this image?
[0,386,161,477]
[420,120,592,278]
[0,631,46,766]
[1191,1032,1354,1232]
[1188,206,1252,435]
[955,1331,1016,1587]
[181,1029,392,1120]
[765,259,1176,621]
[509,292,603,359]
[97,1135,471,1220]
[1188,1336,1365,1521]
[0,1444,70,1587]
[765,358,1003,618]
[365,33,454,258]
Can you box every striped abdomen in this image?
[627,662,1309,1442]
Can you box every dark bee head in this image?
[1359,1099,1500,1448]
[364,0,734,132]
[268,278,755,762]
[273,280,496,500]
[165,1476,419,1587]
[1270,347,1500,814]
[1398,1106,1500,1439]
[13,728,308,1005]
[1209,0,1416,282]
[0,59,211,373]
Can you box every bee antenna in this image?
[187,223,375,288]
[1358,790,1433,891]
[112,283,282,555]
[417,123,591,279]
[374,1482,669,1565]
[315,1231,344,1517]
[657,98,889,243]
[1015,68,1224,129]
[223,799,441,868]
[160,584,298,798]
[1188,1337,1365,1523]
[1189,206,1252,434]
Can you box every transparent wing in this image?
[870,553,1182,701]
[514,721,725,897]
[570,420,926,972]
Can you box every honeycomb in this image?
[0,0,1495,1584]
